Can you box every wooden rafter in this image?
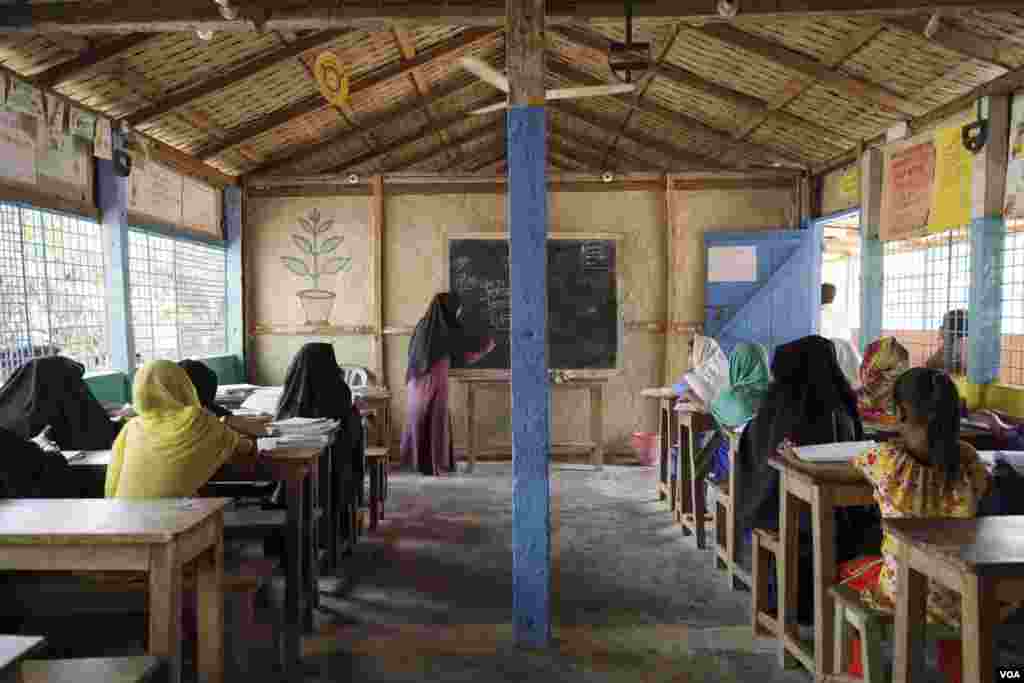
[8,2,1024,33]
[381,122,504,173]
[693,24,928,117]
[392,26,456,168]
[734,20,886,142]
[551,100,732,171]
[319,102,505,174]
[245,76,481,177]
[459,145,506,173]
[885,14,1018,70]
[551,25,849,158]
[195,27,500,160]
[31,33,153,88]
[125,29,350,126]
[549,139,613,172]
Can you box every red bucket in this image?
[631,432,659,466]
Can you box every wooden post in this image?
[371,175,386,385]
[224,186,245,377]
[507,0,551,649]
[968,95,1009,387]
[859,147,884,353]
[98,128,135,374]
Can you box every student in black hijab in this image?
[734,335,877,625]
[0,426,73,498]
[401,292,495,475]
[276,343,363,547]
[0,356,116,451]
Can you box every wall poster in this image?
[880,141,935,241]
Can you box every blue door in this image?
[703,225,823,360]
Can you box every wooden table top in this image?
[885,516,1024,576]
[641,387,678,399]
[20,656,161,683]
[767,452,869,485]
[0,498,228,545]
[0,635,44,672]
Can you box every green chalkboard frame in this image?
[444,232,624,380]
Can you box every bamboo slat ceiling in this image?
[3,4,1024,181]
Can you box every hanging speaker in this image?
[113,148,132,177]
[962,120,988,154]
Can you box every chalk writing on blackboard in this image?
[582,242,609,270]
[485,282,511,331]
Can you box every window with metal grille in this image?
[999,219,1024,385]
[0,202,108,383]
[129,230,227,363]
[881,226,970,371]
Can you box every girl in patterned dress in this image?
[839,368,990,681]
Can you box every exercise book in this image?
[793,441,877,463]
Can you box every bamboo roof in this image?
[2,4,1024,182]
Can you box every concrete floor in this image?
[299,463,812,683]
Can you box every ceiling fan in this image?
[460,56,636,115]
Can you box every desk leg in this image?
[893,550,928,683]
[677,421,691,534]
[369,460,381,531]
[778,475,800,669]
[324,444,337,573]
[590,385,604,470]
[466,383,476,474]
[812,488,836,678]
[148,544,183,683]
[961,573,997,683]
[658,402,668,502]
[196,529,225,683]
[304,472,318,630]
[284,477,305,672]
[668,407,678,518]
[689,438,706,550]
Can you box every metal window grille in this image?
[129,230,227,363]
[0,202,108,383]
[999,219,1024,384]
[881,226,970,370]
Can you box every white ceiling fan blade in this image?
[469,101,510,115]
[460,57,509,93]
[544,84,636,101]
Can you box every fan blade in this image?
[469,101,510,115]
[544,84,636,101]
[460,57,509,93]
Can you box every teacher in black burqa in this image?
[401,292,495,476]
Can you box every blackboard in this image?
[449,237,619,370]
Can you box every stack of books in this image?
[239,387,284,416]
[216,384,263,411]
[259,417,339,450]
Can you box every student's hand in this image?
[777,438,797,460]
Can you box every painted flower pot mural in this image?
[281,208,352,325]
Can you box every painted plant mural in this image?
[281,208,352,324]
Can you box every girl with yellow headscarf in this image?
[106,360,257,498]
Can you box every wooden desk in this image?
[641,388,679,510]
[0,499,227,683]
[0,635,44,683]
[457,376,608,472]
[710,427,747,589]
[354,388,392,448]
[887,516,1024,683]
[675,407,715,548]
[766,453,874,679]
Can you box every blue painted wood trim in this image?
[224,186,245,375]
[97,129,134,373]
[508,105,551,649]
[813,208,861,228]
[968,216,1005,384]
[859,236,884,353]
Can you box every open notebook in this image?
[977,451,1024,474]
[793,441,877,463]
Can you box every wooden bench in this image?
[365,447,389,532]
[751,528,780,638]
[19,657,161,683]
[709,428,747,589]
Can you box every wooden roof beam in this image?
[549,139,615,172]
[319,104,505,174]
[194,27,500,160]
[31,33,154,88]
[381,122,504,173]
[546,58,808,168]
[886,14,1019,70]
[8,2,1024,33]
[551,100,733,171]
[125,29,350,126]
[693,24,928,117]
[551,25,849,158]
[459,145,507,173]
[392,26,456,169]
[245,75,482,177]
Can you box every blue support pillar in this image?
[859,149,884,353]
[509,104,550,648]
[98,129,134,373]
[968,216,1005,385]
[224,186,245,378]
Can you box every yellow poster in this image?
[928,125,973,233]
[839,166,859,199]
